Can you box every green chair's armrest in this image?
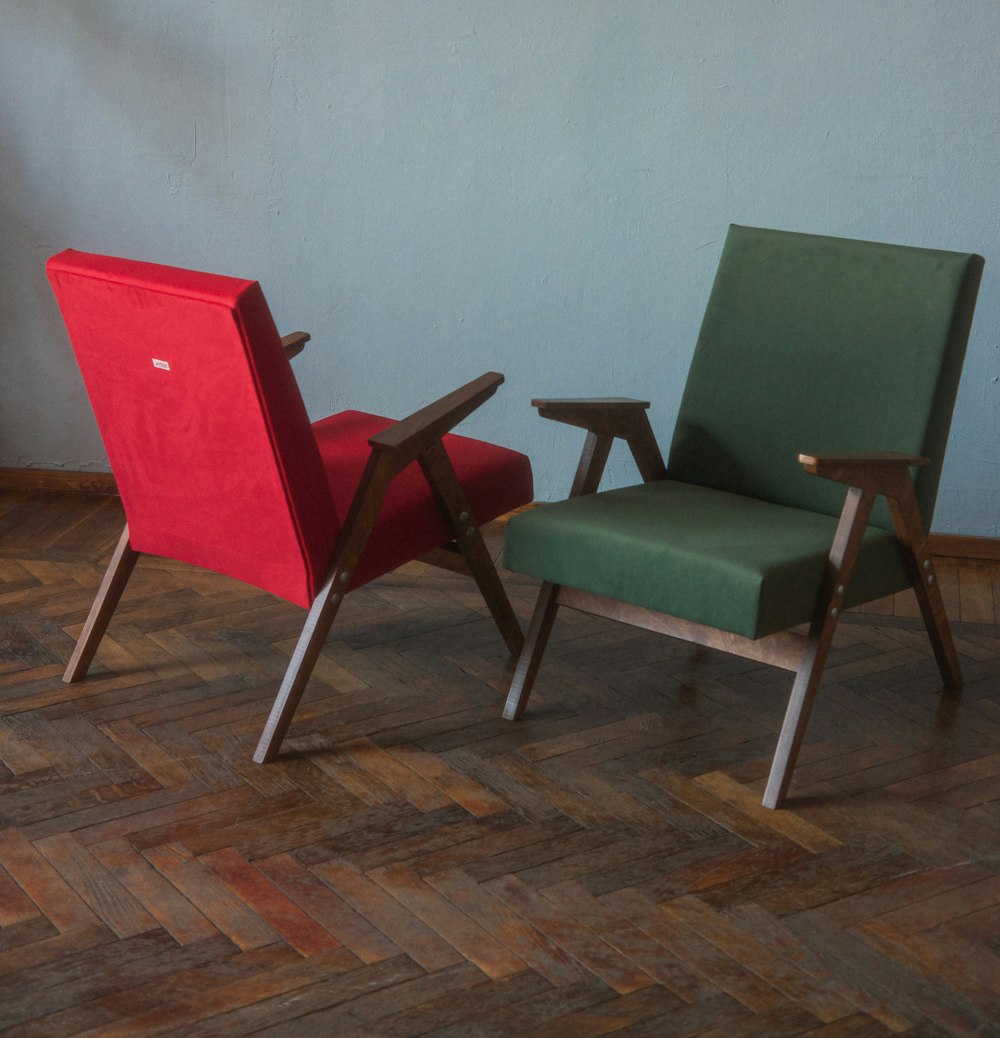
[533,397,667,490]
[532,397,652,438]
[281,331,311,359]
[800,451,938,587]
[799,451,928,494]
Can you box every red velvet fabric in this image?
[312,410,534,589]
[48,250,337,607]
[47,250,533,608]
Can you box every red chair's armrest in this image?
[368,372,504,468]
[281,331,311,359]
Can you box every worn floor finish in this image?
[2,488,1000,1037]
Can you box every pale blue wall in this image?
[3,1,998,533]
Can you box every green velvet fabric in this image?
[505,480,912,639]
[506,226,983,641]
[669,226,983,529]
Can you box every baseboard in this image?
[0,467,118,495]
[928,532,1000,562]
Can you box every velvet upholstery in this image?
[48,250,338,607]
[48,250,533,609]
[669,225,982,529]
[505,226,983,640]
[313,410,533,590]
[504,480,911,639]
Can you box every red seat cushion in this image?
[312,411,533,588]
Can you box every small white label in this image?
[152,359,171,371]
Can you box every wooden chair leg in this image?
[253,572,346,763]
[503,581,561,721]
[460,530,525,657]
[255,426,529,763]
[912,565,963,689]
[887,490,962,689]
[500,432,615,722]
[419,442,524,657]
[762,486,876,809]
[64,524,139,683]
[762,623,837,810]
[255,450,397,763]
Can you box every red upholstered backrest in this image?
[47,250,338,608]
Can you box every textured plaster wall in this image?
[2,1,998,533]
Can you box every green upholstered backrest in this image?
[668,226,983,528]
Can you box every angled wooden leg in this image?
[501,430,615,722]
[419,442,524,656]
[911,563,963,689]
[570,431,614,497]
[887,489,962,689]
[253,570,347,763]
[460,533,525,657]
[624,411,668,484]
[503,582,561,721]
[763,486,876,809]
[64,524,140,683]
[255,452,396,764]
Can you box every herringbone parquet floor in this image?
[2,488,1000,1037]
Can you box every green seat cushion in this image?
[504,480,912,640]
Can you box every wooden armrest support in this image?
[799,451,929,495]
[368,371,504,468]
[532,397,652,437]
[533,396,667,491]
[281,331,311,359]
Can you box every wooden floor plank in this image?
[88,836,220,944]
[382,741,512,816]
[327,968,551,1038]
[0,828,103,933]
[3,489,1000,1035]
[0,933,239,1036]
[661,894,856,1023]
[66,945,362,1038]
[245,960,512,1038]
[310,857,464,971]
[255,851,401,964]
[197,845,344,956]
[537,878,716,1003]
[602,886,794,1014]
[141,842,281,951]
[0,860,42,927]
[485,872,656,995]
[33,832,159,939]
[368,861,526,978]
[424,866,594,988]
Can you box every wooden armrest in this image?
[368,372,504,466]
[532,397,652,438]
[799,451,929,494]
[281,331,311,359]
[533,397,666,491]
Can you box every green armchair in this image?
[502,225,984,809]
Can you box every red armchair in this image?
[48,250,532,762]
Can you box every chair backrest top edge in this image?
[48,249,257,308]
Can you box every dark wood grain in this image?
[3,487,1000,1035]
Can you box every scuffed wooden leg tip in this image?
[252,743,279,765]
